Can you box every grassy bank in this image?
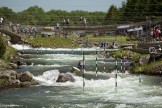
[132,60,162,75]
[111,49,162,75]
[0,35,17,70]
[23,34,137,48]
[0,46,17,70]
[24,36,79,48]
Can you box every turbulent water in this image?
[0,45,162,108]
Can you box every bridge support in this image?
[0,28,22,44]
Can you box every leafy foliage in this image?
[0,6,106,26]
[105,0,162,23]
[0,36,6,58]
[0,0,162,25]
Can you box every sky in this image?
[0,0,126,12]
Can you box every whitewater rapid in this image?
[5,44,162,108]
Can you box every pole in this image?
[83,51,85,91]
[123,49,126,73]
[54,35,56,53]
[115,57,118,90]
[139,55,142,86]
[72,38,74,54]
[104,46,106,71]
[41,37,43,52]
[36,39,39,54]
[120,49,123,73]
[95,49,98,77]
[139,66,142,86]
[22,38,25,56]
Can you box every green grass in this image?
[112,49,141,63]
[86,35,138,44]
[0,46,17,70]
[24,36,79,48]
[23,34,138,48]
[133,60,162,74]
[2,46,17,61]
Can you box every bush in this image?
[0,36,6,58]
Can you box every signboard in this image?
[149,47,156,54]
[100,42,109,48]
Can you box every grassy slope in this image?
[23,34,137,48]
[0,35,17,70]
[24,36,79,48]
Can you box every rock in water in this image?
[56,73,75,82]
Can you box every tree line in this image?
[0,6,106,26]
[105,0,162,24]
[0,0,162,26]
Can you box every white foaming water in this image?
[36,47,119,52]
[33,69,115,87]
[11,44,31,50]
[11,44,118,52]
[33,70,162,107]
[29,54,96,61]
[33,70,60,85]
[9,44,162,107]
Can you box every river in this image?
[0,45,162,108]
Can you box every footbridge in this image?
[0,28,22,44]
[63,25,116,34]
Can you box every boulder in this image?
[9,63,18,69]
[31,79,39,85]
[20,81,31,87]
[0,70,39,91]
[19,71,33,82]
[12,80,21,87]
[56,73,75,82]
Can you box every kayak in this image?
[72,66,81,72]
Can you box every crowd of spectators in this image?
[8,22,38,37]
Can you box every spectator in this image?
[79,17,83,26]
[0,17,3,27]
[62,18,66,26]
[83,18,87,28]
[158,45,162,53]
[32,27,37,37]
[56,23,60,30]
[66,18,69,26]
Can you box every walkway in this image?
[0,28,22,44]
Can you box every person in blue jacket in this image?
[77,60,83,70]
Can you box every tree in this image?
[105,5,118,24]
[0,7,17,23]
[18,5,45,25]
